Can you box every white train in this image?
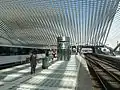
[0,46,46,66]
[81,48,93,53]
[101,48,110,54]
[0,54,45,65]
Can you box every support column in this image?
[92,47,97,53]
[57,36,70,61]
[92,47,99,54]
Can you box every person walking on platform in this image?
[30,51,37,74]
[52,50,56,62]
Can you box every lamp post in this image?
[75,43,79,55]
[117,41,120,52]
[117,41,119,46]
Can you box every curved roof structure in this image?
[0,0,120,48]
[107,2,120,48]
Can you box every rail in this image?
[85,54,120,90]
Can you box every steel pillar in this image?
[57,36,70,61]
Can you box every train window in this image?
[0,46,47,56]
[0,47,30,56]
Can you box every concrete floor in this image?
[76,55,93,90]
[0,55,92,90]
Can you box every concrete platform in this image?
[75,55,93,90]
[0,55,78,90]
[0,55,92,90]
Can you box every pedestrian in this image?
[52,50,56,61]
[42,50,49,69]
[30,51,37,74]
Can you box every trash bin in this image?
[42,56,49,69]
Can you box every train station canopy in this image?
[0,0,120,48]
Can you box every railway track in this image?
[88,54,120,80]
[85,54,120,90]
[93,54,120,70]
